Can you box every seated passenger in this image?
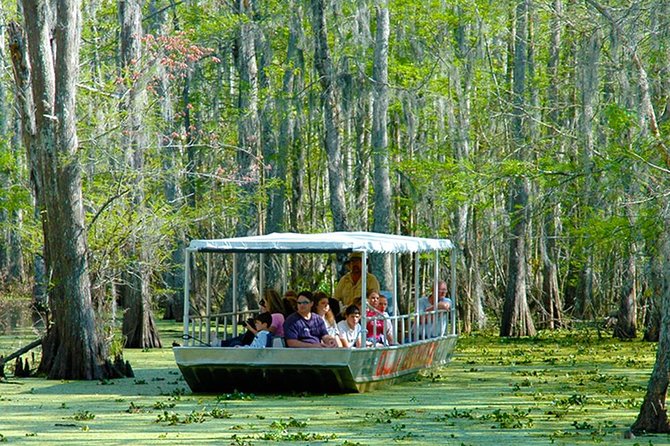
[365,290,386,346]
[417,280,452,339]
[376,294,395,345]
[313,291,343,347]
[262,288,286,337]
[243,312,273,348]
[282,290,298,315]
[337,305,362,348]
[283,291,338,348]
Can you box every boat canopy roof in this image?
[188,231,453,254]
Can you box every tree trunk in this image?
[614,247,637,339]
[574,29,600,319]
[310,0,348,232]
[231,12,260,307]
[540,0,563,330]
[118,0,161,348]
[631,222,670,434]
[644,256,663,342]
[11,0,125,379]
[370,2,392,290]
[500,0,535,337]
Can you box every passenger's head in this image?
[283,290,298,313]
[431,280,448,301]
[254,312,272,331]
[328,297,341,317]
[313,291,330,315]
[349,252,362,274]
[296,290,313,316]
[378,295,389,312]
[345,304,361,326]
[367,290,380,308]
[263,288,284,314]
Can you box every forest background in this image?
[1,0,670,390]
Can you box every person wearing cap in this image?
[333,252,381,310]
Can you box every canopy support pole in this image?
[451,247,458,335]
[392,253,398,340]
[232,253,238,337]
[414,253,420,341]
[182,249,191,346]
[361,251,368,345]
[206,253,212,344]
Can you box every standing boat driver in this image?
[334,252,381,311]
[283,291,338,348]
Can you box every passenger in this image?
[282,290,298,315]
[261,288,286,338]
[313,291,343,347]
[417,280,452,338]
[376,294,395,345]
[334,252,381,311]
[365,290,386,346]
[329,297,343,322]
[243,312,273,348]
[283,290,338,348]
[337,305,362,348]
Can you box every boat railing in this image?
[186,307,451,347]
[187,309,259,346]
[364,309,451,346]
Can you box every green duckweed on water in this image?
[0,327,668,445]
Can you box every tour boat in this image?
[173,231,458,393]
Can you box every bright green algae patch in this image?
[0,328,667,445]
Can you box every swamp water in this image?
[0,327,667,445]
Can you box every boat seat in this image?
[271,337,285,348]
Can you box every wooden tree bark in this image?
[540,0,563,330]
[614,246,637,339]
[232,11,260,306]
[575,28,600,319]
[9,0,125,379]
[118,0,161,349]
[2,19,26,286]
[310,0,349,232]
[631,220,670,433]
[370,1,392,290]
[500,0,536,337]
[149,0,184,322]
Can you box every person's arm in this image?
[244,321,258,335]
[436,298,451,311]
[285,338,323,348]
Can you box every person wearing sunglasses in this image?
[283,290,338,348]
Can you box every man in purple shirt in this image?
[283,291,338,348]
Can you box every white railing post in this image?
[182,249,191,346]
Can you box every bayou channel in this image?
[0,317,667,446]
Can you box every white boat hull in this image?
[174,334,457,393]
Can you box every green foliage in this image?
[71,410,96,421]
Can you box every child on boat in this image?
[243,312,273,348]
[337,304,362,348]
